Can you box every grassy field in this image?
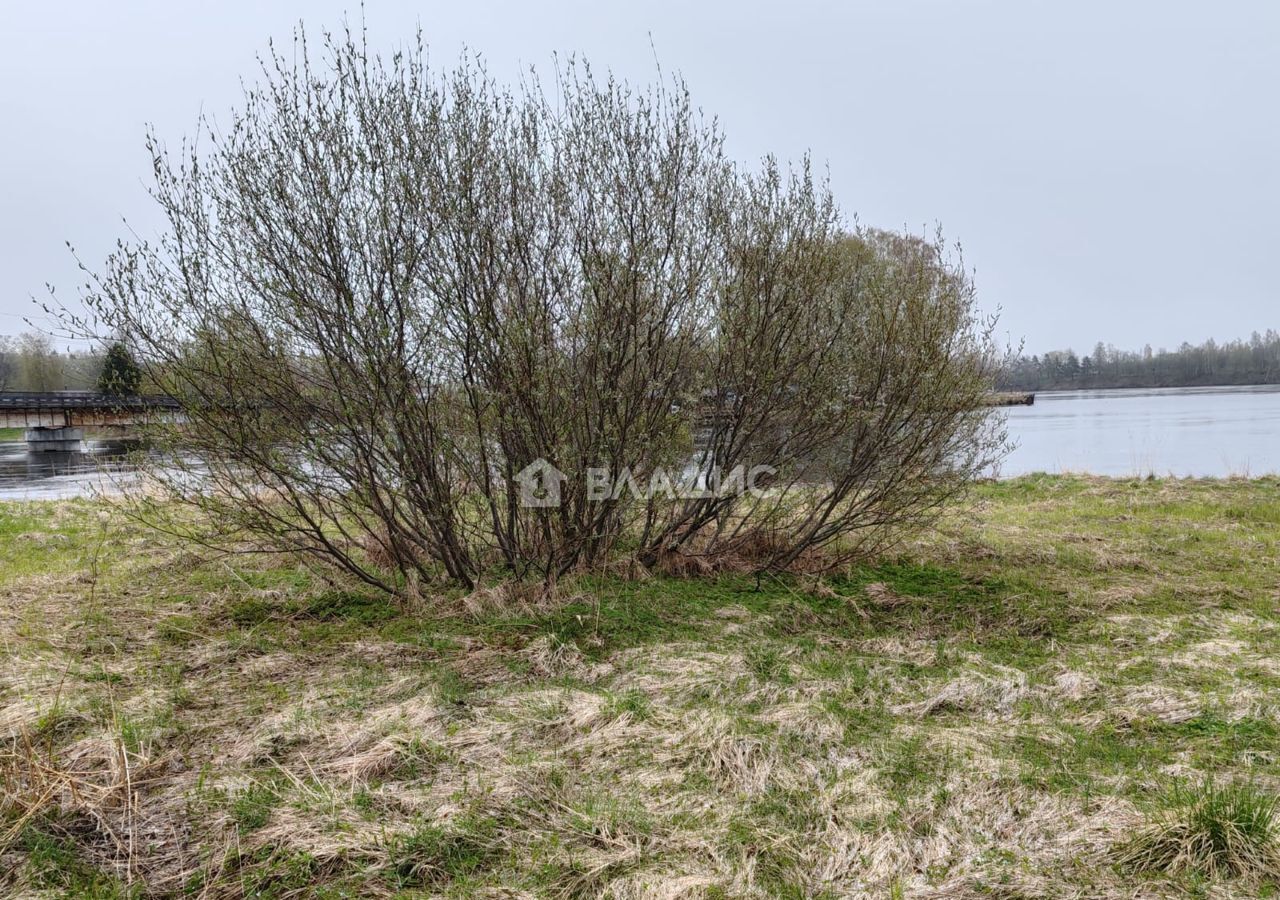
[1,475,1279,897]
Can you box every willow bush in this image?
[62,26,1008,594]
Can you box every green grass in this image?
[0,474,1278,896]
[19,829,136,899]
[384,814,503,890]
[231,782,282,832]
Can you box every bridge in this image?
[0,392,180,451]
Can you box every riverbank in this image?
[2,475,1279,896]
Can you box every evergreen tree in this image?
[97,342,142,396]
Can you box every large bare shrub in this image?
[62,25,1007,594]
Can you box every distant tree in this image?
[0,337,13,391]
[16,333,63,391]
[62,350,105,391]
[96,342,142,396]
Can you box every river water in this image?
[997,384,1280,478]
[0,439,155,501]
[2,385,1278,499]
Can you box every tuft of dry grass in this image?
[0,720,176,890]
[1117,781,1280,882]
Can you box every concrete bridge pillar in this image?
[25,427,83,453]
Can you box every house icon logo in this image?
[514,458,567,508]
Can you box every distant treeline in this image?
[7,328,1279,395]
[0,333,105,392]
[999,330,1280,391]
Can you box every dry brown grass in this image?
[0,721,184,891]
[1,476,1278,895]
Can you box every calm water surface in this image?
[1,385,1277,499]
[999,384,1280,477]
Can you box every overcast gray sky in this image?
[1,0,1276,354]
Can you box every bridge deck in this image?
[0,392,179,429]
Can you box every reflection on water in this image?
[998,384,1280,478]
[0,440,153,500]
